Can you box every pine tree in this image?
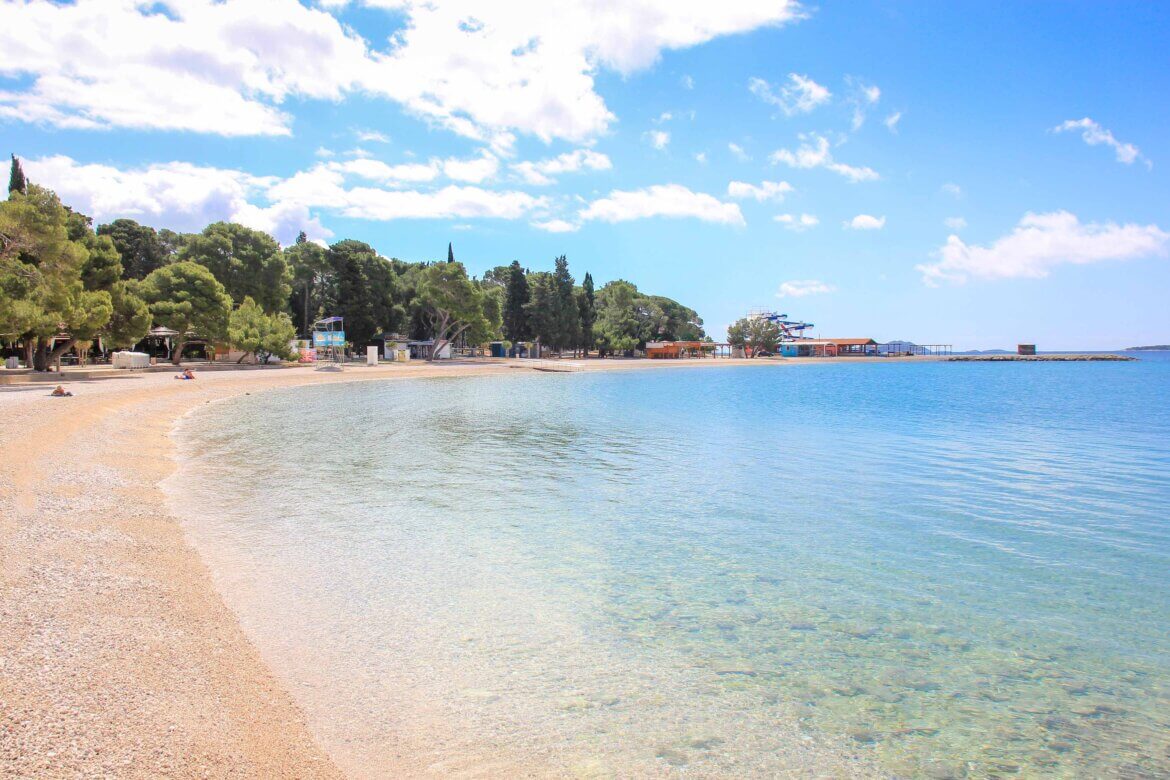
[296,230,308,245]
[9,154,27,197]
[447,242,455,263]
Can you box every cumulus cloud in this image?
[23,154,328,243]
[884,111,902,133]
[0,0,372,136]
[769,134,878,182]
[1053,117,1149,168]
[773,213,819,231]
[748,74,831,116]
[941,182,963,198]
[727,180,793,202]
[728,142,750,161]
[579,184,745,226]
[944,216,967,230]
[0,0,806,144]
[694,152,708,164]
[644,130,671,150]
[442,151,500,183]
[511,149,613,185]
[845,214,885,230]
[24,154,549,244]
[776,279,835,298]
[917,211,1169,285]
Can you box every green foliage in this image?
[285,238,332,336]
[97,219,170,279]
[229,296,297,363]
[727,317,781,355]
[447,242,455,263]
[8,154,26,197]
[327,239,404,347]
[0,185,114,369]
[139,261,232,364]
[593,280,644,353]
[647,295,705,341]
[417,261,490,359]
[503,260,530,342]
[578,272,596,353]
[180,222,290,314]
[106,281,152,348]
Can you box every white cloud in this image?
[511,149,612,185]
[694,152,708,164]
[25,154,550,245]
[579,184,745,226]
[884,111,902,133]
[23,154,329,243]
[363,1,807,145]
[0,0,372,136]
[845,77,881,131]
[531,218,579,233]
[355,129,391,143]
[443,151,500,183]
[0,0,806,144]
[941,182,963,198]
[655,111,673,123]
[777,279,835,298]
[769,134,879,182]
[774,213,819,231]
[329,158,440,185]
[728,142,750,161]
[680,74,695,90]
[917,211,1169,285]
[727,180,794,202]
[748,74,831,116]
[944,216,967,230]
[644,130,671,150]
[1053,117,1149,168]
[846,214,885,230]
[315,147,336,158]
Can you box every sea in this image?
[169,353,1170,778]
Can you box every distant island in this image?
[1127,345,1170,351]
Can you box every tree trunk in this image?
[171,338,187,365]
[33,337,50,372]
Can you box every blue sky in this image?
[3,0,1168,349]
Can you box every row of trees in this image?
[2,156,704,368]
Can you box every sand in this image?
[1,357,799,778]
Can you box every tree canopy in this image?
[228,296,297,364]
[180,222,290,314]
[139,261,232,364]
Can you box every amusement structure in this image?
[748,309,815,341]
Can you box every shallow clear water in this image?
[172,357,1170,778]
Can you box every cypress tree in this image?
[578,271,596,356]
[9,154,27,197]
[447,242,455,263]
[551,255,577,351]
[503,260,530,343]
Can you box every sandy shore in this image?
[1,357,801,778]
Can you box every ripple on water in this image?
[170,361,1170,777]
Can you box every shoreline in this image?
[0,358,788,777]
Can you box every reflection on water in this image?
[171,361,1170,777]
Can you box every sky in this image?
[2,0,1169,350]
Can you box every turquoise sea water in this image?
[172,357,1170,778]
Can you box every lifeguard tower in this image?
[312,316,345,371]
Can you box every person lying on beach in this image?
[174,369,196,380]
[50,385,72,397]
